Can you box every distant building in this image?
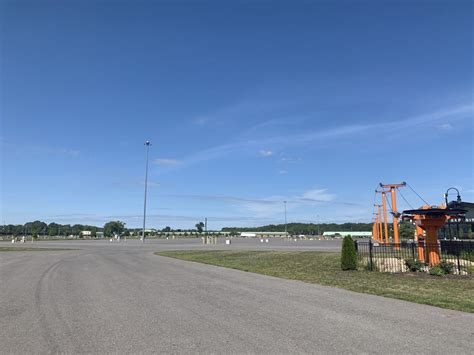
[240,232,288,238]
[448,201,474,221]
[80,231,92,237]
[322,231,372,238]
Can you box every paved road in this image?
[1,240,473,353]
[1,237,344,252]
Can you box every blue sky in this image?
[1,0,473,229]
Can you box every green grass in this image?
[156,250,474,313]
[0,246,76,252]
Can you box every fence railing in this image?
[355,240,474,274]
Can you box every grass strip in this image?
[156,250,474,313]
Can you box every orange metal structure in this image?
[415,224,425,263]
[410,207,444,265]
[403,205,466,266]
[378,211,383,242]
[373,205,383,242]
[380,182,406,245]
[372,216,379,241]
[381,192,389,244]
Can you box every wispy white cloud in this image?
[178,103,473,168]
[190,97,293,127]
[193,116,209,125]
[161,188,357,219]
[140,180,160,187]
[244,115,311,134]
[259,149,274,157]
[278,169,288,175]
[58,148,80,156]
[1,141,81,157]
[279,155,302,163]
[153,158,183,166]
[437,123,453,130]
[300,188,335,202]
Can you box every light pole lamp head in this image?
[445,187,462,206]
[144,140,151,146]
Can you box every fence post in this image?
[411,242,415,261]
[456,241,462,274]
[369,240,374,271]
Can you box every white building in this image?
[322,231,372,238]
[240,232,288,238]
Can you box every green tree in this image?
[341,236,357,270]
[48,223,60,236]
[61,224,72,236]
[399,221,416,240]
[24,221,47,236]
[71,224,83,236]
[195,222,205,233]
[103,221,126,237]
[162,226,171,232]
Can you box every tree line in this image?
[1,221,375,237]
[2,220,470,239]
[0,220,217,238]
[0,220,126,238]
[222,222,374,235]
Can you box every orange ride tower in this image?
[380,182,406,245]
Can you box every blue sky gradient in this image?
[1,0,473,229]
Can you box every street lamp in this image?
[444,187,461,207]
[284,201,287,236]
[142,140,151,243]
[444,187,462,240]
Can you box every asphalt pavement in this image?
[1,239,473,353]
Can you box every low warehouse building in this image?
[240,232,288,238]
[322,231,372,238]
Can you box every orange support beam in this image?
[380,182,406,247]
[381,192,389,244]
[425,227,440,266]
[373,206,381,241]
[415,224,425,263]
[377,205,383,243]
[390,187,400,245]
[372,220,378,241]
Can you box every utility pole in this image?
[142,140,151,243]
[205,217,207,234]
[284,201,287,236]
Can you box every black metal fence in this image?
[355,240,474,274]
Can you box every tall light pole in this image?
[284,201,287,236]
[142,140,151,243]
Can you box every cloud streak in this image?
[259,149,274,157]
[161,188,359,207]
[153,159,183,166]
[177,103,473,168]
